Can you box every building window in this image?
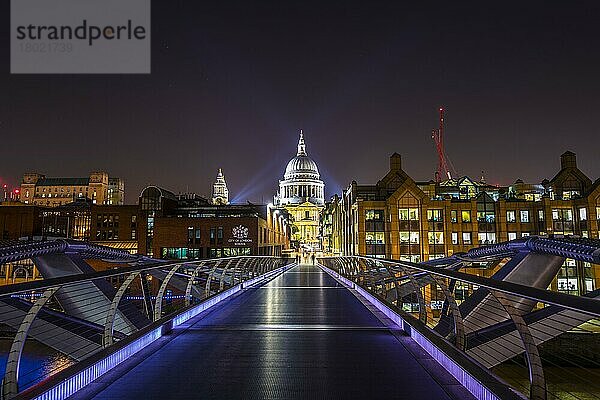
[188,227,194,244]
[578,208,587,221]
[217,227,223,244]
[366,232,385,244]
[506,211,516,223]
[428,231,443,245]
[478,232,496,244]
[222,247,251,256]
[427,209,443,222]
[508,232,517,241]
[366,209,385,257]
[558,258,578,295]
[399,231,419,244]
[161,247,203,260]
[538,210,545,221]
[522,232,530,237]
[450,210,457,223]
[462,232,472,245]
[552,208,574,234]
[520,210,529,223]
[584,262,595,293]
[451,232,458,245]
[399,254,421,263]
[399,208,419,221]
[562,191,580,200]
[210,228,216,245]
[461,211,471,223]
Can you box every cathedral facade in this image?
[274,130,325,250]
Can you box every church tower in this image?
[212,168,229,205]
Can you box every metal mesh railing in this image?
[0,256,292,399]
[319,256,600,400]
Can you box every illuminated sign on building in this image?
[229,225,252,246]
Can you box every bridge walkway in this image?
[74,264,473,399]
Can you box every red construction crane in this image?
[431,106,456,182]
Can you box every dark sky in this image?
[1,1,599,204]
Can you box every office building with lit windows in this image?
[322,151,600,296]
[19,171,124,206]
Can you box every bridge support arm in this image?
[493,291,546,400]
[103,272,140,348]
[154,265,181,321]
[2,286,60,400]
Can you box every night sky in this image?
[1,1,599,204]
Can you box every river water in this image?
[0,339,73,391]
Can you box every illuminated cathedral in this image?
[274,130,325,250]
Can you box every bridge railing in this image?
[319,256,600,400]
[0,255,294,400]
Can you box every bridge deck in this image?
[79,265,472,399]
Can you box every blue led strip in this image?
[319,264,504,400]
[32,327,162,400]
[28,263,292,400]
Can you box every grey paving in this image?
[85,265,460,399]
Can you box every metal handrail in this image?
[0,254,293,399]
[320,254,600,400]
[320,255,600,317]
[0,255,292,297]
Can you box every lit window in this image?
[366,232,385,244]
[508,232,517,241]
[450,210,457,223]
[366,210,384,221]
[478,232,496,244]
[399,208,419,221]
[506,211,516,223]
[428,231,443,244]
[552,209,573,221]
[462,232,472,244]
[520,210,529,223]
[427,209,443,222]
[451,232,458,245]
[579,208,587,221]
[399,232,419,244]
[461,210,471,223]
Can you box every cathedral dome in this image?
[275,130,325,206]
[284,155,320,180]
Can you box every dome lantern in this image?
[297,129,307,156]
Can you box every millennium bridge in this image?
[0,237,599,399]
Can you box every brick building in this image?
[19,171,124,207]
[138,186,289,259]
[322,151,600,295]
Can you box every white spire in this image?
[212,168,229,205]
[297,129,307,156]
